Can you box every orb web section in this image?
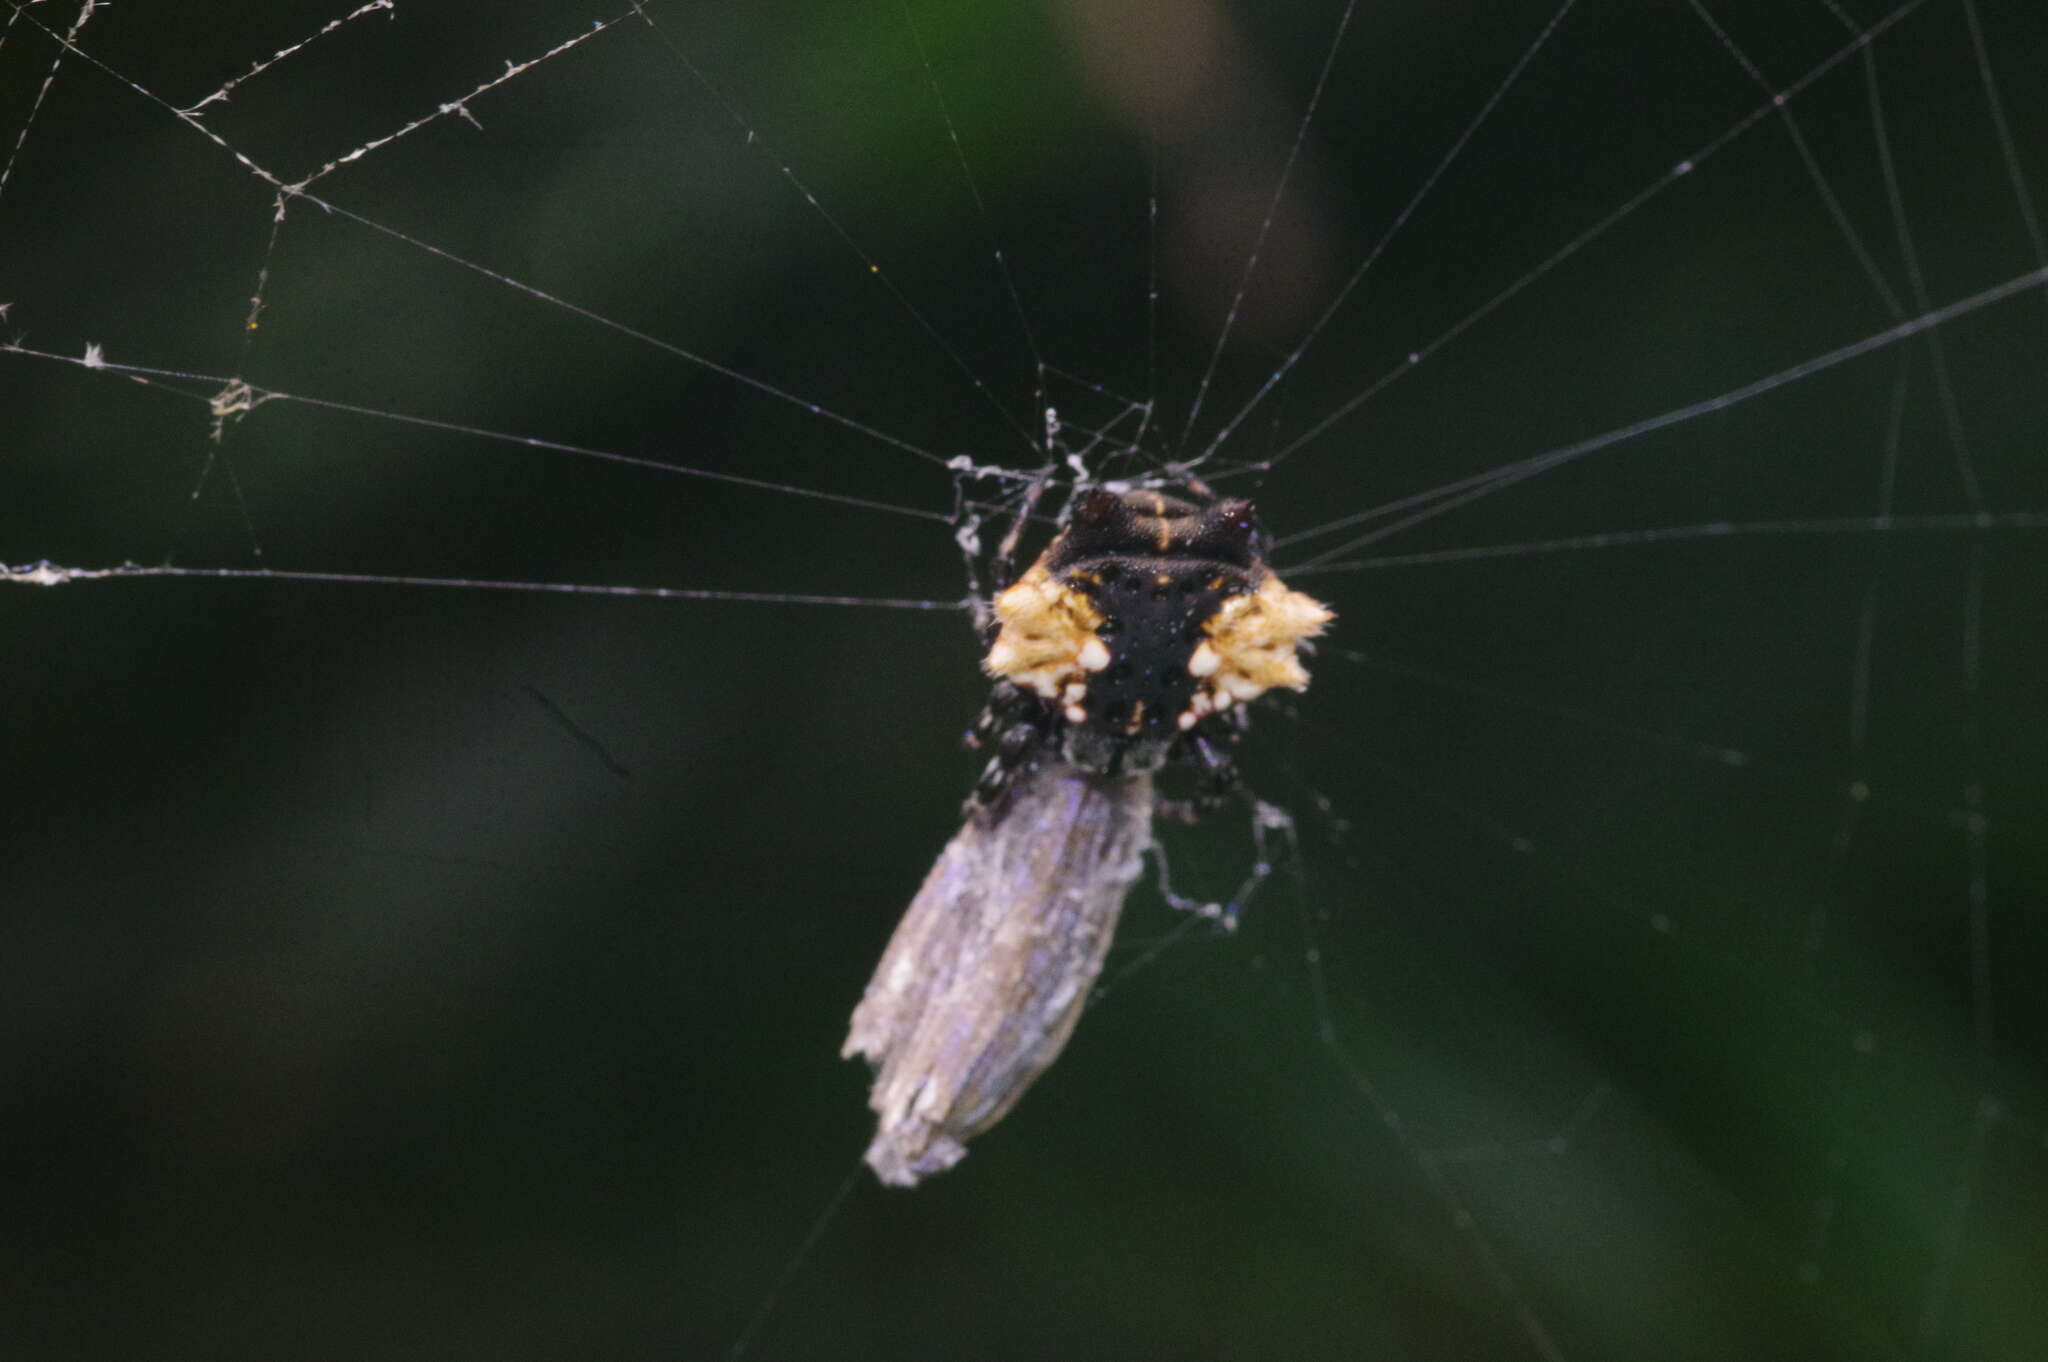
[1,1,2044,1359]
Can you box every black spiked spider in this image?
[964,484,1331,825]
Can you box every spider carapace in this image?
[969,487,1332,822]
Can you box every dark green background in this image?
[3,1,2045,1358]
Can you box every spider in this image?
[844,479,1332,1184]
[964,483,1332,825]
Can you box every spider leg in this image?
[963,473,1053,645]
[1155,723,1243,825]
[962,680,1056,824]
[990,473,1050,596]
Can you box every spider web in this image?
[2,1,2045,1359]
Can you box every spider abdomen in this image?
[982,489,1331,782]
